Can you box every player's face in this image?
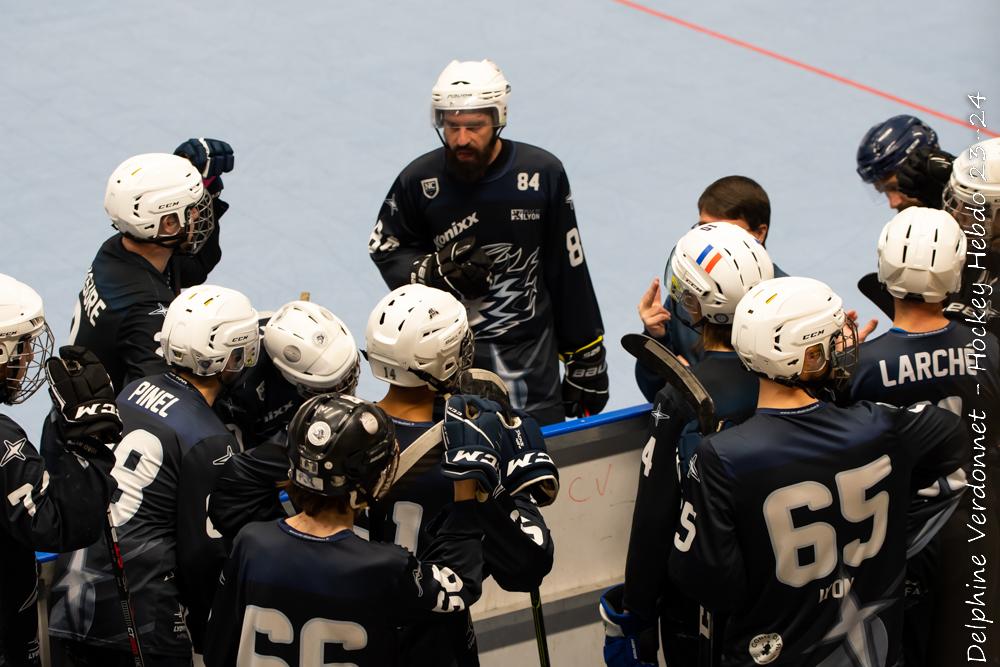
[698,212,768,244]
[874,174,921,212]
[441,110,499,182]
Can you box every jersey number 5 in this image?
[764,455,891,587]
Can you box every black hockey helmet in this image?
[287,393,398,508]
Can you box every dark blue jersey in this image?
[624,351,758,621]
[669,400,965,667]
[204,506,484,667]
[49,372,237,656]
[0,414,116,666]
[370,140,604,420]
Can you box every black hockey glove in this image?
[174,137,235,183]
[897,146,956,209]
[498,415,559,506]
[441,395,503,500]
[45,346,122,458]
[410,235,493,300]
[562,341,609,418]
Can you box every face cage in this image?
[788,320,859,394]
[298,358,362,398]
[3,324,54,405]
[177,190,216,255]
[370,439,400,503]
[943,188,997,244]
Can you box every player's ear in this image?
[753,223,769,245]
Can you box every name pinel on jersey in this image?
[127,381,181,418]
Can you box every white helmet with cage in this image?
[732,277,858,386]
[668,223,774,326]
[943,137,1000,244]
[365,284,473,390]
[0,273,53,404]
[158,285,259,377]
[431,59,511,130]
[104,153,215,254]
[877,207,966,303]
[264,300,361,395]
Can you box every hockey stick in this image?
[530,588,551,667]
[621,334,720,667]
[104,510,145,667]
[857,272,894,319]
[620,334,717,435]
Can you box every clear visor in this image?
[297,358,362,398]
[221,337,260,375]
[4,324,54,404]
[432,107,501,130]
[665,262,705,329]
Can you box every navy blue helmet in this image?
[856,115,939,183]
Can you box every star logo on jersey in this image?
[256,381,266,402]
[565,191,574,210]
[1,438,27,467]
[213,445,236,466]
[687,453,700,482]
[650,404,670,426]
[384,193,399,216]
[148,303,169,316]
[819,589,893,667]
[412,567,424,596]
[421,178,440,200]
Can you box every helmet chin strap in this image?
[408,367,458,394]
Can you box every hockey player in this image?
[668,276,966,666]
[209,300,361,545]
[203,393,487,667]
[369,59,607,424]
[634,175,788,401]
[214,299,361,450]
[68,140,234,391]
[856,115,941,212]
[365,284,556,665]
[49,284,259,666]
[850,207,1000,666]
[0,274,121,667]
[610,224,774,666]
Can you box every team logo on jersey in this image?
[213,445,236,466]
[687,454,700,482]
[1,437,27,467]
[650,404,670,426]
[256,381,266,402]
[384,193,399,216]
[511,208,541,221]
[434,212,479,249]
[412,567,424,596]
[565,191,574,210]
[749,633,782,664]
[148,303,169,316]
[421,178,440,199]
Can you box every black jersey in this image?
[370,140,604,421]
[48,372,236,656]
[69,214,223,393]
[214,340,302,451]
[624,351,757,622]
[204,503,483,667]
[0,415,116,667]
[668,400,965,667]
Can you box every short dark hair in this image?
[697,176,771,235]
[281,481,353,517]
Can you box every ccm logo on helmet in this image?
[802,329,827,341]
[157,201,180,210]
[0,329,19,337]
[231,334,252,343]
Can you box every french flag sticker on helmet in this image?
[696,244,723,274]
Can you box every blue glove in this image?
[441,395,503,499]
[599,585,658,667]
[174,138,235,180]
[499,415,559,506]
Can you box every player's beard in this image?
[445,135,498,183]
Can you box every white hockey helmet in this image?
[877,207,966,303]
[732,277,858,386]
[365,284,474,389]
[0,274,53,404]
[943,137,1000,244]
[264,300,361,395]
[431,59,511,129]
[158,285,259,377]
[667,223,774,326]
[104,153,215,254]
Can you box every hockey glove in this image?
[498,416,559,506]
[897,146,955,209]
[599,585,659,667]
[410,235,493,300]
[441,394,504,499]
[562,340,609,418]
[174,137,235,192]
[45,346,122,458]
